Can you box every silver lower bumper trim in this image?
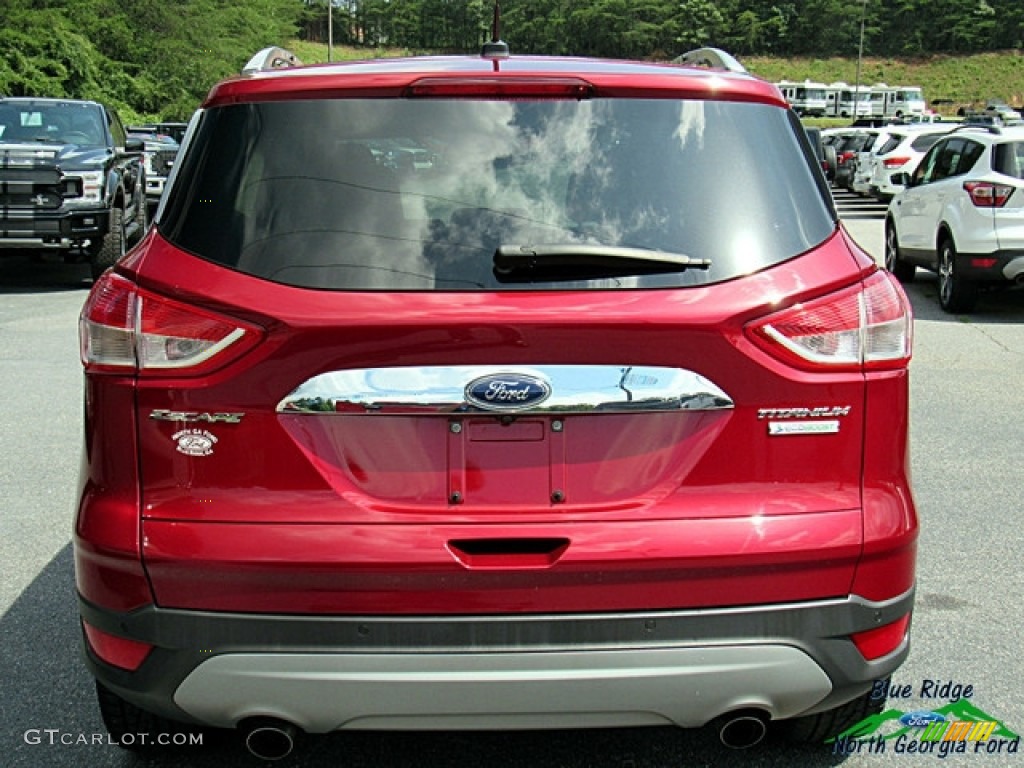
[174,645,832,732]
[1003,255,1024,281]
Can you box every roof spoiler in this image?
[242,47,303,75]
[671,48,746,74]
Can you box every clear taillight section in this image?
[963,181,1015,208]
[80,272,136,368]
[80,272,262,376]
[747,270,912,372]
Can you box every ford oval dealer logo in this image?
[899,710,946,728]
[465,373,552,412]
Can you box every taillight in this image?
[80,272,263,376]
[82,621,153,671]
[963,180,1014,207]
[838,151,855,165]
[746,270,912,372]
[883,156,910,169]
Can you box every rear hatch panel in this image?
[135,233,869,615]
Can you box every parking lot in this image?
[2,202,1023,766]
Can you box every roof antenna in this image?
[481,1,509,69]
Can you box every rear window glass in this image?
[840,134,869,152]
[910,133,946,152]
[876,135,902,155]
[993,142,1024,178]
[957,140,985,175]
[160,98,833,291]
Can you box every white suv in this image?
[885,124,1024,312]
[866,125,952,201]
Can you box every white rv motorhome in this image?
[824,82,872,118]
[869,84,926,119]
[777,80,828,117]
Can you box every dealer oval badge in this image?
[899,710,946,728]
[465,372,552,412]
[173,428,218,457]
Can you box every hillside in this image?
[2,0,1023,121]
[290,43,1024,118]
[745,51,1024,115]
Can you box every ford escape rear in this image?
[76,45,917,756]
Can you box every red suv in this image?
[76,44,917,759]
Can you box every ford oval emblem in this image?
[465,373,552,412]
[899,710,946,728]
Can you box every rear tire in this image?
[937,237,978,313]
[133,184,148,244]
[780,681,886,743]
[824,145,838,181]
[91,206,125,280]
[884,221,916,282]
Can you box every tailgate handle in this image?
[448,538,569,568]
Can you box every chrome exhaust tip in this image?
[242,718,300,761]
[715,710,770,749]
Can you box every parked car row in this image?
[821,120,1024,313]
[823,123,951,202]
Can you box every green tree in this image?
[1,0,1021,118]
[1,0,302,120]
[674,0,727,53]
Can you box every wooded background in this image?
[2,0,1022,120]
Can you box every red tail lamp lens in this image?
[851,614,911,661]
[747,270,912,372]
[80,272,262,376]
[83,621,154,671]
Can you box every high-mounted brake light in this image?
[746,270,912,372]
[406,77,593,99]
[964,180,1014,207]
[80,272,263,376]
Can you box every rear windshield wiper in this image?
[493,244,711,283]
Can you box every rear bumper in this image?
[1001,253,1024,282]
[872,180,900,200]
[81,588,914,732]
[956,249,1024,282]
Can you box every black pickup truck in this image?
[0,97,147,278]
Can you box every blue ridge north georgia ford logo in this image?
[465,372,552,412]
